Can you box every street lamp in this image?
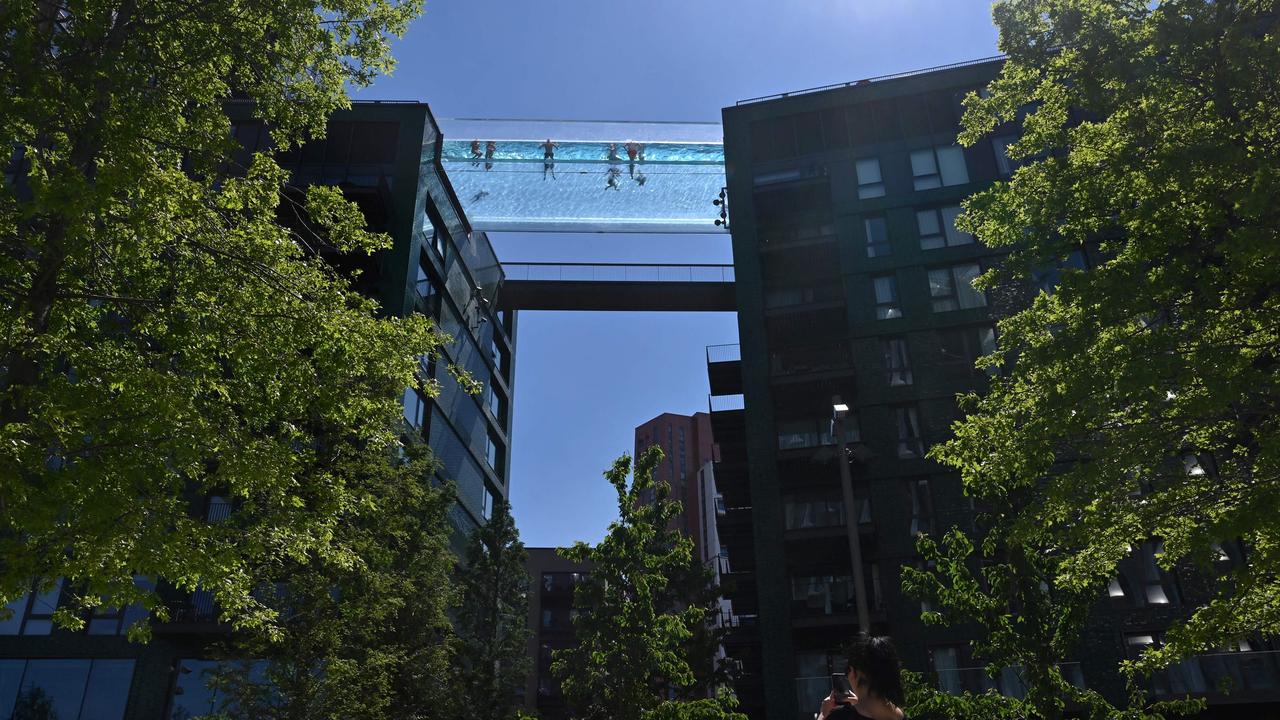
[832,394,871,633]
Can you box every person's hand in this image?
[818,690,857,719]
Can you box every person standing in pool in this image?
[606,166,621,191]
[484,140,497,171]
[625,141,639,177]
[469,139,482,166]
[541,138,558,159]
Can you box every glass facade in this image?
[0,659,134,720]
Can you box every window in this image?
[88,577,153,636]
[783,498,845,530]
[791,575,854,616]
[881,337,913,386]
[0,658,135,720]
[487,383,505,422]
[938,326,998,373]
[415,257,437,303]
[402,387,426,428]
[895,406,924,459]
[855,157,885,199]
[1032,249,1087,295]
[911,146,969,190]
[777,416,859,450]
[928,263,986,312]
[864,217,890,258]
[485,432,502,473]
[909,480,934,535]
[870,563,884,609]
[992,134,1020,177]
[481,487,493,520]
[873,274,901,320]
[0,578,63,636]
[916,206,972,249]
[1115,542,1181,608]
[1123,634,1211,696]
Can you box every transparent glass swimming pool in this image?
[438,118,726,234]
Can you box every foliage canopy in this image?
[0,0,442,633]
[906,0,1280,717]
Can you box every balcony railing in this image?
[709,393,745,413]
[795,677,830,720]
[707,343,741,364]
[935,663,1086,698]
[771,342,851,377]
[1148,650,1280,696]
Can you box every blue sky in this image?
[354,0,1001,548]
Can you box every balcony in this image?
[1146,651,1280,698]
[155,590,226,635]
[706,343,743,396]
[764,282,845,315]
[770,341,852,380]
[934,663,1086,698]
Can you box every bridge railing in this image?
[501,262,734,283]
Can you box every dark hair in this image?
[846,633,905,707]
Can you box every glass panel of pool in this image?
[438,118,726,234]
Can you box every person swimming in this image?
[633,172,647,186]
[606,166,621,191]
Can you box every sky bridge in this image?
[499,262,735,312]
[439,118,727,234]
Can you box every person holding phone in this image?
[814,634,907,720]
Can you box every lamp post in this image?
[832,394,871,633]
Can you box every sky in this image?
[352,0,1002,548]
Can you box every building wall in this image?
[634,412,716,562]
[523,548,592,720]
[719,59,1280,720]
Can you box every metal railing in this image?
[934,663,1086,698]
[1147,650,1280,696]
[706,343,741,364]
[737,55,1007,106]
[501,262,734,283]
[709,393,745,413]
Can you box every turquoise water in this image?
[439,131,727,234]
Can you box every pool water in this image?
[440,136,727,234]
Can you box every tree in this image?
[454,497,533,720]
[908,0,1280,715]
[551,447,744,720]
[0,0,448,633]
[199,440,460,720]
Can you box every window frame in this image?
[894,405,925,459]
[916,206,973,250]
[911,145,969,191]
[864,216,891,258]
[928,262,986,312]
[855,157,885,199]
[880,336,913,386]
[872,274,902,320]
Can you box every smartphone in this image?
[830,672,854,699]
